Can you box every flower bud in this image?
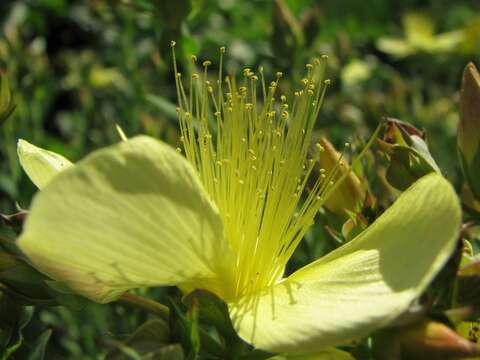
[0,72,15,125]
[318,137,365,216]
[458,62,480,199]
[374,319,479,359]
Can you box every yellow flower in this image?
[16,45,460,354]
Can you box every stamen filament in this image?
[170,42,378,299]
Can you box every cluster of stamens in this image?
[171,41,351,299]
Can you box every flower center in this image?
[171,42,346,299]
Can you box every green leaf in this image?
[26,330,52,360]
[184,290,237,340]
[230,174,461,353]
[18,136,235,303]
[0,251,57,305]
[0,293,34,359]
[170,298,225,358]
[106,319,170,360]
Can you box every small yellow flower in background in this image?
[16,44,461,355]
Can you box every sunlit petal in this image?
[18,136,234,303]
[230,173,460,353]
[17,139,73,188]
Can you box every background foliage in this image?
[1,0,480,358]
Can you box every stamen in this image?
[171,43,379,299]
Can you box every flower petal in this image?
[18,136,233,303]
[230,173,461,353]
[17,139,73,189]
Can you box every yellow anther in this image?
[192,73,199,79]
[214,111,221,117]
[220,46,226,53]
[276,71,283,78]
[191,55,197,62]
[203,60,212,67]
[170,40,176,47]
[306,63,313,70]
[324,79,331,86]
[176,147,182,153]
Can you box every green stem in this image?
[120,293,169,321]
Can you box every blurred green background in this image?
[2,0,480,213]
[1,0,479,358]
